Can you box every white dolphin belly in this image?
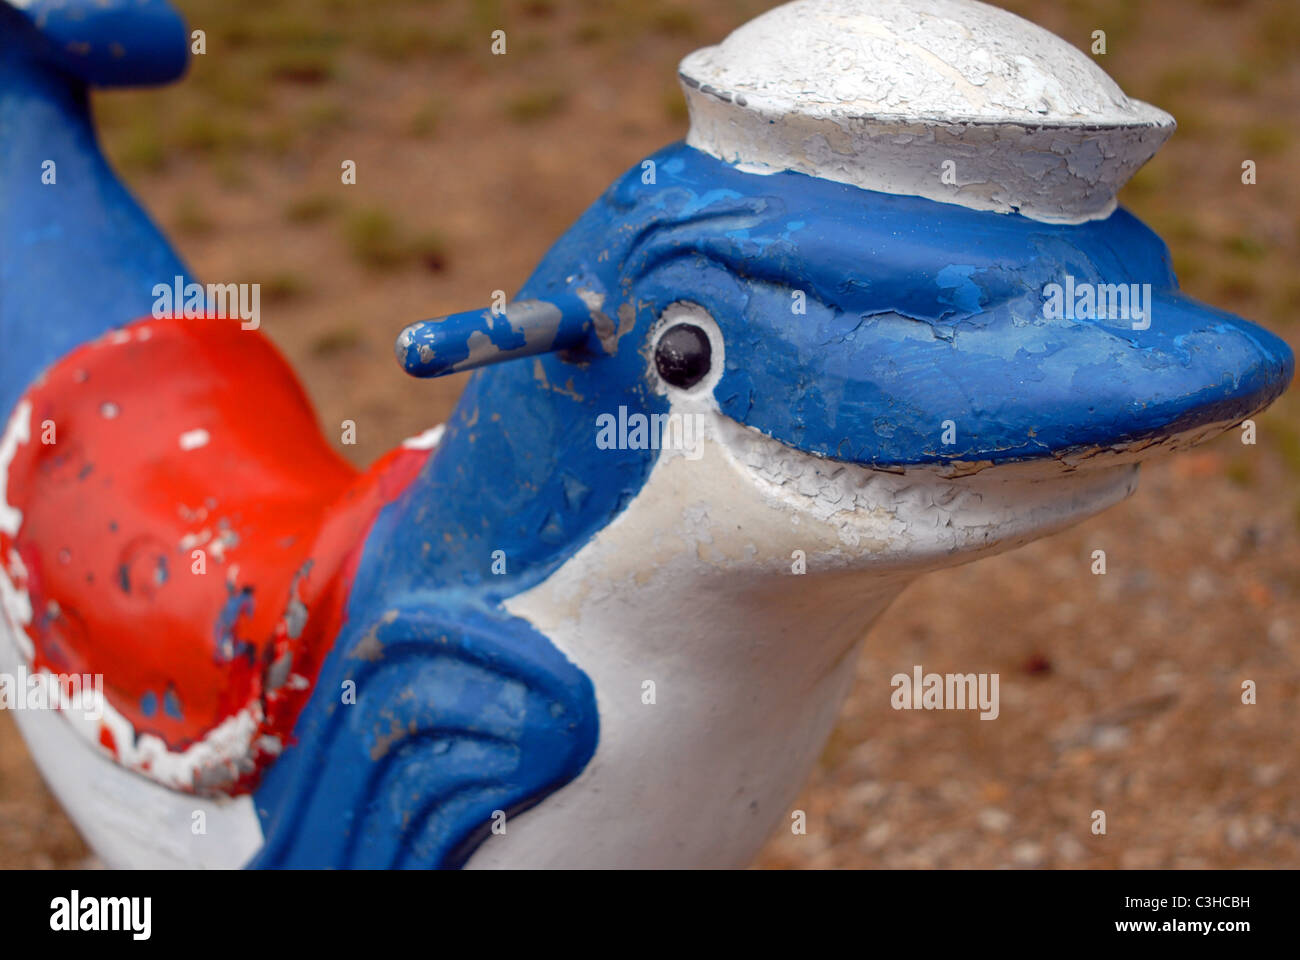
[468,411,1139,868]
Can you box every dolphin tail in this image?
[0,1,194,420]
[2,0,189,88]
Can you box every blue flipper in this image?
[250,602,598,869]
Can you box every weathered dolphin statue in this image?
[0,0,1290,868]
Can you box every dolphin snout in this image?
[1050,290,1293,459]
[708,284,1293,469]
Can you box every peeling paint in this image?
[0,315,431,796]
[679,0,1175,222]
[0,0,1293,872]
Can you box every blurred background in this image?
[2,0,1298,868]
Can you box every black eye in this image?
[654,323,711,389]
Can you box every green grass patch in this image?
[663,84,689,124]
[285,192,339,224]
[1225,59,1262,95]
[503,85,568,123]
[1277,279,1300,318]
[1145,211,1203,246]
[647,7,701,38]
[1224,456,1255,488]
[114,117,168,173]
[303,99,350,134]
[430,29,472,57]
[361,23,435,62]
[573,20,606,45]
[344,208,408,269]
[261,271,308,302]
[1119,163,1165,202]
[408,98,444,138]
[1223,233,1268,262]
[1171,250,1205,286]
[195,68,270,110]
[1242,125,1289,157]
[343,209,452,271]
[1264,406,1300,481]
[211,153,252,189]
[311,326,364,356]
[175,110,250,154]
[173,195,215,236]
[1254,3,1300,67]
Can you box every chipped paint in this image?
[0,0,1293,871]
[680,0,1174,223]
[0,401,33,660]
[0,315,430,796]
[401,424,445,450]
[399,294,595,379]
[0,608,265,868]
[270,7,1284,867]
[0,399,29,536]
[485,407,1137,867]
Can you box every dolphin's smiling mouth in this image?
[659,407,1142,569]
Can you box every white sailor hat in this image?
[678,0,1175,223]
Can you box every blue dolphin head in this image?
[399,142,1292,471]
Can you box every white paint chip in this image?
[0,400,31,537]
[402,424,445,450]
[0,401,34,660]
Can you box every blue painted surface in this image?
[257,143,1291,868]
[258,143,1284,868]
[3,3,1292,869]
[251,603,598,869]
[399,292,596,378]
[0,4,602,870]
[252,246,674,867]
[0,2,193,423]
[392,142,1293,466]
[6,0,188,88]
[251,328,654,866]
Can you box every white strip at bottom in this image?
[0,618,264,870]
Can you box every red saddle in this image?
[0,315,427,794]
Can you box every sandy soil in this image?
[2,0,1297,868]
